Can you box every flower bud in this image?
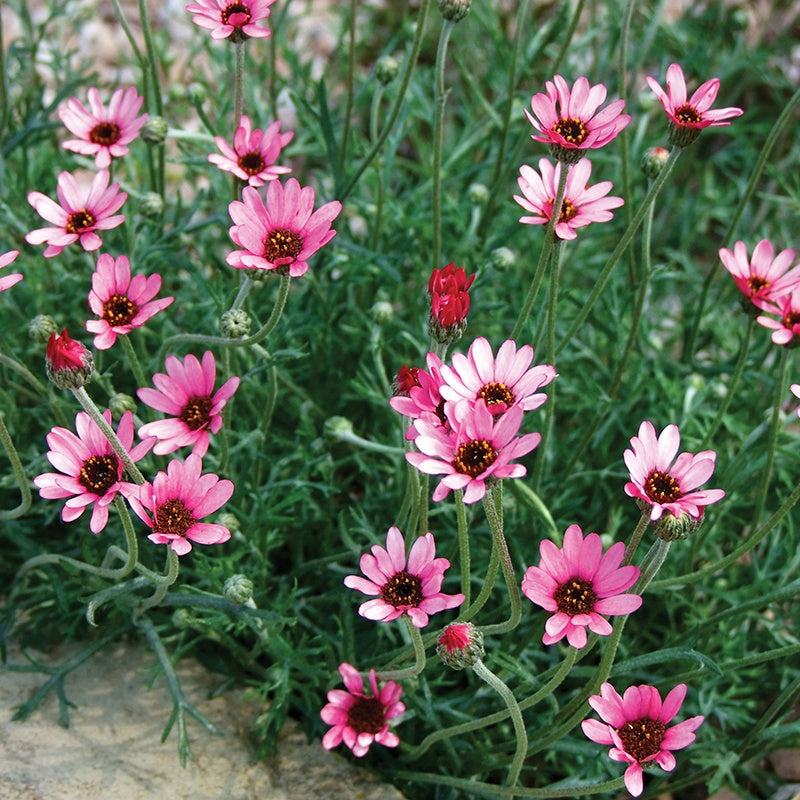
[667,120,701,148]
[142,116,168,145]
[488,246,516,271]
[652,511,705,541]
[467,183,488,205]
[28,314,58,344]
[641,146,670,179]
[437,622,484,669]
[186,82,207,105]
[46,329,94,390]
[370,300,394,325]
[375,55,399,86]
[139,192,165,220]
[438,0,471,22]
[220,308,252,338]
[324,416,354,441]
[109,392,138,417]
[216,511,241,535]
[428,263,475,345]
[224,574,254,605]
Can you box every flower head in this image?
[756,286,800,345]
[389,352,449,440]
[624,421,725,521]
[46,329,94,389]
[227,179,342,277]
[209,116,293,186]
[582,682,704,797]
[26,170,127,258]
[427,263,476,342]
[436,622,485,669]
[391,365,421,397]
[127,453,234,555]
[515,158,624,241]
[57,87,148,169]
[719,240,800,313]
[0,250,22,293]
[320,663,405,757]
[646,63,743,147]
[521,524,641,649]
[86,254,174,350]
[439,337,556,416]
[525,75,630,163]
[407,399,541,504]
[185,0,275,41]
[344,526,464,629]
[137,351,240,458]
[33,410,152,534]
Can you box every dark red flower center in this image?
[747,276,769,294]
[89,121,122,146]
[102,293,138,327]
[347,696,386,735]
[263,227,304,263]
[644,470,682,504]
[381,570,423,608]
[617,717,666,762]
[238,151,266,176]
[434,399,449,428]
[553,117,588,145]
[674,104,701,125]
[221,2,251,25]
[180,396,213,431]
[452,439,498,477]
[78,454,119,494]
[478,381,515,408]
[154,498,195,538]
[65,209,96,234]
[554,577,597,616]
[783,310,800,328]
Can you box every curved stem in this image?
[0,412,32,520]
[378,617,427,680]
[121,334,148,390]
[461,537,500,622]
[137,546,180,613]
[230,273,253,311]
[455,488,471,606]
[432,19,455,272]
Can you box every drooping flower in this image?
[227,179,342,277]
[521,524,641,649]
[209,116,293,186]
[45,329,94,390]
[185,0,275,41]
[57,87,148,169]
[624,421,725,521]
[646,63,743,147]
[515,157,624,241]
[126,453,234,556]
[86,253,174,350]
[407,399,541,504]
[137,351,240,458]
[427,263,476,343]
[344,526,465,629]
[0,250,22,293]
[33,410,152,534]
[719,240,800,313]
[26,170,127,258]
[756,286,800,345]
[439,337,556,416]
[320,662,405,757]
[524,75,630,163]
[389,352,449,439]
[582,682,704,797]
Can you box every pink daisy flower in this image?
[515,157,624,241]
[624,421,725,521]
[209,116,293,186]
[521,524,642,649]
[26,170,127,258]
[227,179,342,277]
[582,682,704,797]
[344,526,465,629]
[137,351,240,458]
[524,75,630,162]
[127,453,234,556]
[320,662,405,757]
[719,240,800,313]
[389,352,449,440]
[86,253,174,350]
[406,399,541,504]
[58,87,148,169]
[439,337,556,417]
[185,0,275,41]
[33,410,152,534]
[646,63,743,147]
[0,250,22,293]
[756,286,800,345]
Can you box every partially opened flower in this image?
[439,337,556,416]
[389,352,449,440]
[127,453,234,556]
[209,116,293,186]
[624,421,725,521]
[227,179,342,277]
[646,63,743,147]
[525,75,630,163]
[521,524,641,649]
[86,253,174,350]
[58,87,148,169]
[391,365,421,397]
[33,409,152,534]
[428,262,476,343]
[407,399,541,503]
[45,329,94,390]
[756,286,800,345]
[515,158,624,241]
[320,663,405,757]
[26,170,127,258]
[0,250,22,293]
[344,526,464,628]
[138,351,240,457]
[582,682,704,797]
[719,240,800,313]
[185,0,275,41]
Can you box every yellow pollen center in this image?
[154,498,195,538]
[617,718,666,762]
[452,439,498,477]
[102,293,138,326]
[381,570,423,608]
[263,227,304,263]
[783,310,800,328]
[65,209,96,234]
[553,117,588,145]
[674,104,701,125]
[644,470,682,504]
[180,396,213,431]
[478,381,515,407]
[78,454,119,494]
[747,276,769,294]
[553,577,597,616]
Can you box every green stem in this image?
[234,41,245,128]
[0,412,32,520]
[472,659,527,797]
[623,509,651,565]
[137,0,164,194]
[461,536,500,622]
[455,488,471,606]
[368,85,386,251]
[230,273,253,311]
[121,334,148,390]
[339,0,357,167]
[138,546,180,613]
[633,537,671,594]
[617,0,636,285]
[378,617,427,680]
[551,0,586,75]
[0,8,9,138]
[432,19,455,272]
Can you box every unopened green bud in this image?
[109,393,138,417]
[489,246,516,271]
[224,574,254,605]
[438,0,471,21]
[139,192,165,220]
[172,608,193,629]
[142,116,168,145]
[653,512,705,541]
[641,146,670,179]
[370,300,394,325]
[216,511,241,535]
[375,55,399,85]
[28,314,58,344]
[324,416,354,441]
[186,82,207,105]
[467,183,488,205]
[220,308,252,339]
